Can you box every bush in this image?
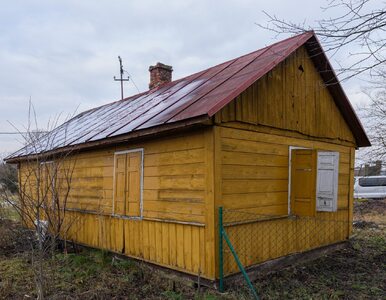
[0,163,18,194]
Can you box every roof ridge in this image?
[71,31,314,119]
[165,31,314,88]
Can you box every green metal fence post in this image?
[219,206,224,292]
[223,230,259,300]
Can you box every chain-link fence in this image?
[219,207,351,298]
[219,197,386,298]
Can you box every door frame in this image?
[112,148,144,219]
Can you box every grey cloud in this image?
[0,0,369,154]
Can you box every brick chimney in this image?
[149,62,173,89]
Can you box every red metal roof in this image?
[7,31,370,161]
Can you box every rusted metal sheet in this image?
[6,31,370,161]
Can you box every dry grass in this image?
[354,198,386,225]
[0,200,384,299]
[0,219,218,300]
[0,195,19,221]
[245,199,386,300]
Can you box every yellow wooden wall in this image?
[215,46,355,145]
[222,210,349,275]
[66,130,208,224]
[213,45,357,276]
[63,211,207,277]
[217,127,353,214]
[19,128,217,279]
[214,126,355,275]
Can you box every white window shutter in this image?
[316,152,339,212]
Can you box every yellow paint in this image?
[18,45,358,280]
[213,45,356,276]
[215,46,356,146]
[113,151,142,217]
[19,129,215,279]
[290,149,317,217]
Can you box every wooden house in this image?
[6,32,370,282]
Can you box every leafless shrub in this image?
[1,101,79,299]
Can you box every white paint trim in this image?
[287,146,311,215]
[112,148,144,219]
[316,151,340,212]
[40,160,54,165]
[115,148,144,155]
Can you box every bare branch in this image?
[259,0,386,80]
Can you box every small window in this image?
[359,177,386,187]
[316,152,339,212]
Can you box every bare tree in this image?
[260,0,386,166]
[259,0,386,80]
[358,85,386,162]
[1,101,78,299]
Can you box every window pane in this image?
[359,177,386,187]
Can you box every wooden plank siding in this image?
[60,130,207,223]
[214,46,356,145]
[213,44,356,276]
[215,126,355,276]
[19,128,217,279]
[62,211,207,277]
[217,126,353,213]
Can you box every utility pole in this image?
[114,56,129,100]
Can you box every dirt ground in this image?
[0,200,385,299]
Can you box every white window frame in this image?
[112,148,144,220]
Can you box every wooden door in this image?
[114,153,127,215]
[114,151,142,217]
[290,149,317,217]
[126,151,142,217]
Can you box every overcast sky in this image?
[0,0,375,155]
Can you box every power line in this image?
[124,70,141,93]
[0,132,27,135]
[0,131,48,135]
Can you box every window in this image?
[316,152,339,212]
[289,149,339,215]
[113,149,143,218]
[358,177,386,187]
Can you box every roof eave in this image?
[5,115,211,164]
